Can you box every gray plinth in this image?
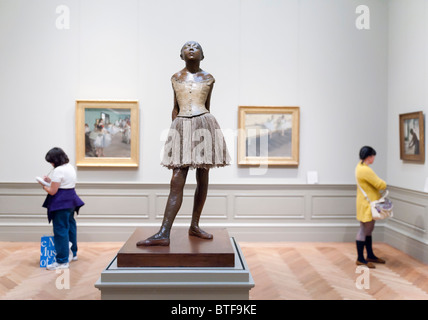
[94,237,254,300]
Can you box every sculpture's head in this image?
[180,41,204,62]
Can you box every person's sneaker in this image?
[68,254,78,262]
[69,252,77,262]
[68,242,78,262]
[46,262,69,270]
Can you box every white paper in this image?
[307,171,318,184]
[36,176,50,187]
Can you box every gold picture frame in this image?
[75,100,139,167]
[399,111,425,163]
[238,106,300,166]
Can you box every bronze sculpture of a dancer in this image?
[137,41,230,246]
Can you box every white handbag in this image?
[357,183,393,220]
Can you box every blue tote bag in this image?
[40,235,56,267]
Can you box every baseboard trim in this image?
[383,224,428,264]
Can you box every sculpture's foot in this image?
[136,234,170,246]
[189,226,213,240]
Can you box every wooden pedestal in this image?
[117,227,235,267]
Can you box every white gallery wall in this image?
[387,0,428,192]
[0,0,390,186]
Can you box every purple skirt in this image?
[42,188,84,223]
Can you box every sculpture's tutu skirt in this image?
[161,113,231,169]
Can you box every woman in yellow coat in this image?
[355,146,387,268]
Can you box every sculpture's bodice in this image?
[172,76,214,117]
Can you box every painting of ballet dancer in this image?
[238,106,300,166]
[399,111,425,163]
[75,100,139,167]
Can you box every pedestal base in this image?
[95,231,254,300]
[117,227,235,267]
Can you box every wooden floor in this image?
[1,241,428,300]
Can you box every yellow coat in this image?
[355,162,387,222]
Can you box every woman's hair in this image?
[45,147,69,168]
[359,146,376,162]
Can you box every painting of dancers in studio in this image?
[76,101,139,167]
[84,109,131,158]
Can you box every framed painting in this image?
[399,111,425,163]
[238,106,300,166]
[75,100,139,167]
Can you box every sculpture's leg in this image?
[189,168,213,240]
[137,167,189,246]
